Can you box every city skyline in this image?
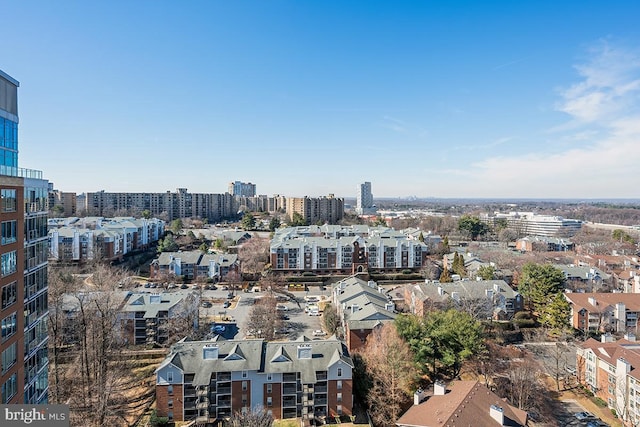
[3,1,640,198]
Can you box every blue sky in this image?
[2,1,640,198]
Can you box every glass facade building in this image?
[0,69,49,404]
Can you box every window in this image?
[1,343,17,374]
[1,282,16,309]
[1,189,16,213]
[1,251,16,276]
[337,368,342,377]
[242,370,248,378]
[267,373,272,381]
[337,405,342,415]
[267,384,272,394]
[1,373,17,403]
[337,380,342,390]
[167,371,173,382]
[267,397,273,407]
[242,381,247,391]
[1,221,16,245]
[337,392,342,403]
[168,399,173,409]
[1,313,17,342]
[167,385,173,395]
[242,393,247,404]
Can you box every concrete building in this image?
[565,292,640,334]
[481,211,582,237]
[48,188,77,216]
[286,195,344,225]
[355,182,374,215]
[86,189,236,222]
[155,336,353,424]
[270,225,430,274]
[228,181,256,197]
[0,69,49,404]
[151,250,239,282]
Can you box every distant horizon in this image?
[4,2,640,198]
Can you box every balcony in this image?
[196,398,209,410]
[315,398,328,405]
[217,386,231,395]
[315,385,328,393]
[217,398,232,408]
[196,387,209,397]
[283,397,298,407]
[217,373,231,382]
[283,385,299,395]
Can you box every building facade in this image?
[480,211,582,237]
[270,225,430,274]
[85,189,236,222]
[151,250,239,282]
[285,195,344,225]
[228,181,256,197]
[0,69,49,404]
[155,337,353,425]
[565,293,640,334]
[355,182,374,215]
[48,188,77,216]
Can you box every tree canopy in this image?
[537,292,571,336]
[458,215,489,240]
[241,212,256,230]
[518,263,566,312]
[268,217,281,232]
[290,212,307,226]
[395,310,485,379]
[477,265,496,280]
[169,219,183,234]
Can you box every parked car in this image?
[202,301,212,308]
[276,304,288,311]
[144,283,151,288]
[211,324,226,333]
[312,329,326,337]
[223,301,231,309]
[575,412,595,421]
[227,292,234,299]
[586,421,609,427]
[180,284,189,289]
[279,314,290,320]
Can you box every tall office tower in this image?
[0,69,49,404]
[356,181,374,215]
[228,181,256,197]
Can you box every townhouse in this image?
[516,236,574,252]
[155,336,353,425]
[565,293,640,334]
[331,276,396,352]
[404,279,523,319]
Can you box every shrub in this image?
[594,397,607,407]
[149,410,169,427]
[302,272,317,277]
[514,318,536,328]
[514,311,532,320]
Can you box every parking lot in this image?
[198,287,328,341]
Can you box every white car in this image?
[312,329,326,337]
[276,304,288,311]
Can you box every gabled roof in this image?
[157,251,203,266]
[580,338,640,381]
[397,381,527,427]
[565,292,640,313]
[119,290,197,318]
[409,280,518,303]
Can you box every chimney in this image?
[588,296,597,306]
[601,333,615,343]
[413,388,424,405]
[437,286,444,296]
[434,380,446,396]
[490,405,504,425]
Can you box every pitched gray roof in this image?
[409,280,518,303]
[120,290,197,318]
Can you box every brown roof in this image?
[565,292,640,313]
[396,380,527,427]
[581,338,640,381]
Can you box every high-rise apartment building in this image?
[0,69,49,404]
[228,181,256,197]
[286,195,344,225]
[355,182,374,215]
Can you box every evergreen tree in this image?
[439,267,453,283]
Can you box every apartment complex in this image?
[48,188,77,216]
[577,336,640,425]
[565,292,640,333]
[48,216,165,263]
[0,69,49,404]
[355,182,374,215]
[228,181,256,197]
[85,188,236,222]
[480,211,582,237]
[151,250,239,281]
[331,276,396,352]
[404,280,523,319]
[286,195,344,225]
[118,290,199,345]
[270,225,430,274]
[155,336,353,424]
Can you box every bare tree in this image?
[246,295,282,341]
[228,406,274,427]
[238,236,270,278]
[358,324,419,427]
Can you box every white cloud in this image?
[436,42,640,198]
